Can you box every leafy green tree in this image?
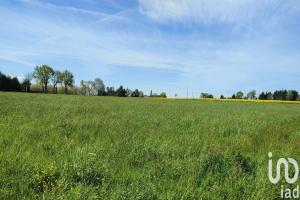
[236,91,244,99]
[33,65,54,93]
[286,90,298,101]
[266,92,273,100]
[21,73,32,92]
[79,80,97,96]
[220,95,225,99]
[62,70,74,94]
[51,71,63,94]
[148,91,166,98]
[11,77,21,91]
[125,88,132,97]
[106,87,115,96]
[258,92,266,100]
[247,90,256,100]
[21,79,31,92]
[0,72,21,92]
[131,89,140,97]
[160,92,167,98]
[87,81,96,95]
[259,91,273,100]
[200,93,214,98]
[273,90,287,100]
[94,78,105,96]
[80,78,105,96]
[116,86,127,97]
[79,80,88,95]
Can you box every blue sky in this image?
[0,0,300,97]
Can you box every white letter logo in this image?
[268,152,299,184]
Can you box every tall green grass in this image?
[1,92,300,199]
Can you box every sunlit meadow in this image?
[0,92,300,199]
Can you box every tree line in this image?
[0,72,21,92]
[201,89,299,101]
[79,78,145,97]
[32,65,74,94]
[3,65,298,101]
[0,65,167,98]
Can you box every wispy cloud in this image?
[0,55,35,67]
[0,0,300,96]
[0,1,172,70]
[20,0,109,17]
[138,0,297,26]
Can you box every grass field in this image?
[1,92,300,199]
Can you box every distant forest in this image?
[0,65,167,98]
[1,65,299,101]
[201,89,299,101]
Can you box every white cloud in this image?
[20,0,108,17]
[0,2,179,73]
[1,0,300,96]
[138,0,298,25]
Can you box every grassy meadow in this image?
[1,92,300,199]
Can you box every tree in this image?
[62,70,74,94]
[80,80,95,96]
[200,93,214,98]
[266,92,273,100]
[160,92,167,98]
[131,89,140,97]
[0,72,6,91]
[79,78,106,96]
[87,81,97,96]
[231,94,236,99]
[79,80,88,95]
[258,92,266,100]
[139,90,144,97]
[259,91,273,100]
[21,73,32,92]
[11,77,21,91]
[0,72,21,92]
[286,90,298,101]
[273,90,287,100]
[33,65,54,93]
[94,78,105,96]
[21,79,31,92]
[51,70,63,94]
[236,91,244,99]
[247,90,256,100]
[106,86,115,96]
[116,86,127,97]
[125,88,132,97]
[220,95,225,99]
